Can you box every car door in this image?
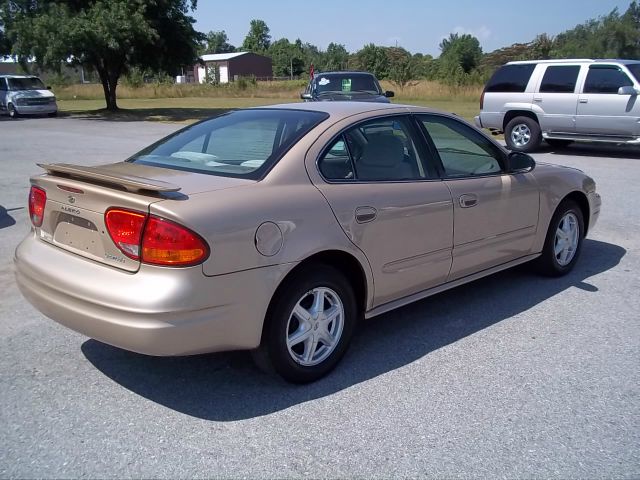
[576,64,639,137]
[311,115,454,307]
[534,64,581,134]
[417,114,539,280]
[0,78,7,112]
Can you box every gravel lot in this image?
[1,116,639,478]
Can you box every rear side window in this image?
[628,63,640,83]
[485,64,536,93]
[584,66,633,94]
[539,65,581,93]
[0,78,6,91]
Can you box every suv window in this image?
[539,65,581,93]
[584,66,633,94]
[485,64,536,93]
[419,115,504,178]
[628,63,640,83]
[0,78,6,91]
[318,116,428,181]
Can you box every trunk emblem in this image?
[68,195,76,204]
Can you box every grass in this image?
[55,80,481,124]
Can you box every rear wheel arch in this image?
[503,110,539,131]
[268,250,369,320]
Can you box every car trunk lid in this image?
[32,162,252,272]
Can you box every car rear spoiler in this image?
[37,163,181,193]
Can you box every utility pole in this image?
[290,58,293,80]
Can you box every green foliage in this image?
[552,1,640,58]
[324,43,349,71]
[386,47,415,89]
[268,38,305,77]
[5,0,202,110]
[439,33,482,74]
[242,19,271,53]
[200,30,235,55]
[354,43,390,79]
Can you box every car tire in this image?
[533,200,584,277]
[8,103,19,119]
[254,264,358,383]
[546,139,572,149]
[505,116,541,152]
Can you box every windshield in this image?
[7,77,46,91]
[627,63,640,83]
[128,109,329,179]
[314,74,381,95]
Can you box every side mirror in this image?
[300,92,312,100]
[618,86,639,95]
[46,86,52,90]
[507,152,535,173]
[384,90,394,98]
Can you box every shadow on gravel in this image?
[539,143,640,159]
[0,206,21,229]
[82,239,625,421]
[64,108,233,123]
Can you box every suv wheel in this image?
[505,116,541,152]
[8,103,19,119]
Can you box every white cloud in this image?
[450,25,492,41]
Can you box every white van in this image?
[0,75,58,118]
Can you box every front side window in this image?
[627,63,640,83]
[584,66,633,94]
[539,65,581,93]
[419,115,504,178]
[318,116,428,181]
[129,109,328,179]
[0,78,7,91]
[7,77,46,91]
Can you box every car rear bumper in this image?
[15,232,292,356]
[14,104,57,115]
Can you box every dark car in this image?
[301,71,394,103]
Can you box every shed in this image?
[194,52,273,84]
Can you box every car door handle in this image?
[459,194,478,208]
[579,98,588,103]
[355,206,377,223]
[533,97,543,102]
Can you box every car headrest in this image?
[360,135,404,168]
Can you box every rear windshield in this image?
[627,63,640,83]
[314,73,381,94]
[485,64,536,93]
[128,109,328,179]
[7,77,46,91]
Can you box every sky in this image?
[193,0,633,56]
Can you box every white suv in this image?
[0,75,58,118]
[475,59,640,152]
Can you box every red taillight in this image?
[104,208,209,266]
[142,216,209,266]
[28,185,47,227]
[105,208,147,260]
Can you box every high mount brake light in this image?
[28,186,47,227]
[104,208,209,266]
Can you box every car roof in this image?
[506,59,640,65]
[254,101,451,119]
[313,71,376,77]
[0,74,40,79]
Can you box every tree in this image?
[386,47,415,89]
[5,0,202,111]
[324,42,348,70]
[439,33,482,73]
[268,38,305,77]
[354,43,390,79]
[200,30,235,55]
[241,19,271,53]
